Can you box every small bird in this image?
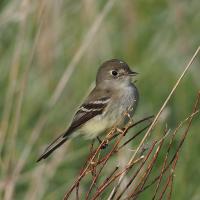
[37,59,139,162]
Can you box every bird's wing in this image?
[64,96,111,137]
[37,96,111,162]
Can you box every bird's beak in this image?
[128,69,139,76]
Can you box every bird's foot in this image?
[101,140,108,149]
[97,137,108,149]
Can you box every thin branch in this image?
[131,92,200,197]
[129,137,165,200]
[107,46,200,200]
[157,153,179,200]
[118,123,151,150]
[90,142,157,200]
[64,115,152,199]
[115,141,158,200]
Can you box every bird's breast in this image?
[80,115,110,139]
[80,84,138,139]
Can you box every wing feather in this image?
[37,96,110,161]
[64,96,110,137]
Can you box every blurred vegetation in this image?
[0,0,199,199]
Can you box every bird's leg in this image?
[89,139,95,154]
[124,110,134,126]
[97,136,108,149]
[97,136,102,144]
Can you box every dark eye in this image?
[111,70,118,76]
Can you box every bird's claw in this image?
[100,140,109,149]
[97,136,109,149]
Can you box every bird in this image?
[37,59,139,162]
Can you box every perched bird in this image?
[37,59,139,162]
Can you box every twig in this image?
[107,46,200,200]
[115,141,158,200]
[129,136,165,200]
[64,114,152,199]
[157,153,179,200]
[85,127,129,200]
[90,142,157,200]
[63,128,115,200]
[106,115,154,142]
[152,111,199,200]
[118,123,151,150]
[130,92,200,197]
[167,165,175,200]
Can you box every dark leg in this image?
[97,136,108,149]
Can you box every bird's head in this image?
[96,59,138,89]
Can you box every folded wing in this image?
[37,96,110,162]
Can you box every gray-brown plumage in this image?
[37,59,139,162]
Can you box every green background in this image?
[0,0,200,199]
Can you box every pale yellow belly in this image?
[80,115,111,139]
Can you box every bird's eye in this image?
[111,70,118,76]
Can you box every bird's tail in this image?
[37,133,69,162]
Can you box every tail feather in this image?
[37,134,69,162]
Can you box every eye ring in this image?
[111,70,118,76]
